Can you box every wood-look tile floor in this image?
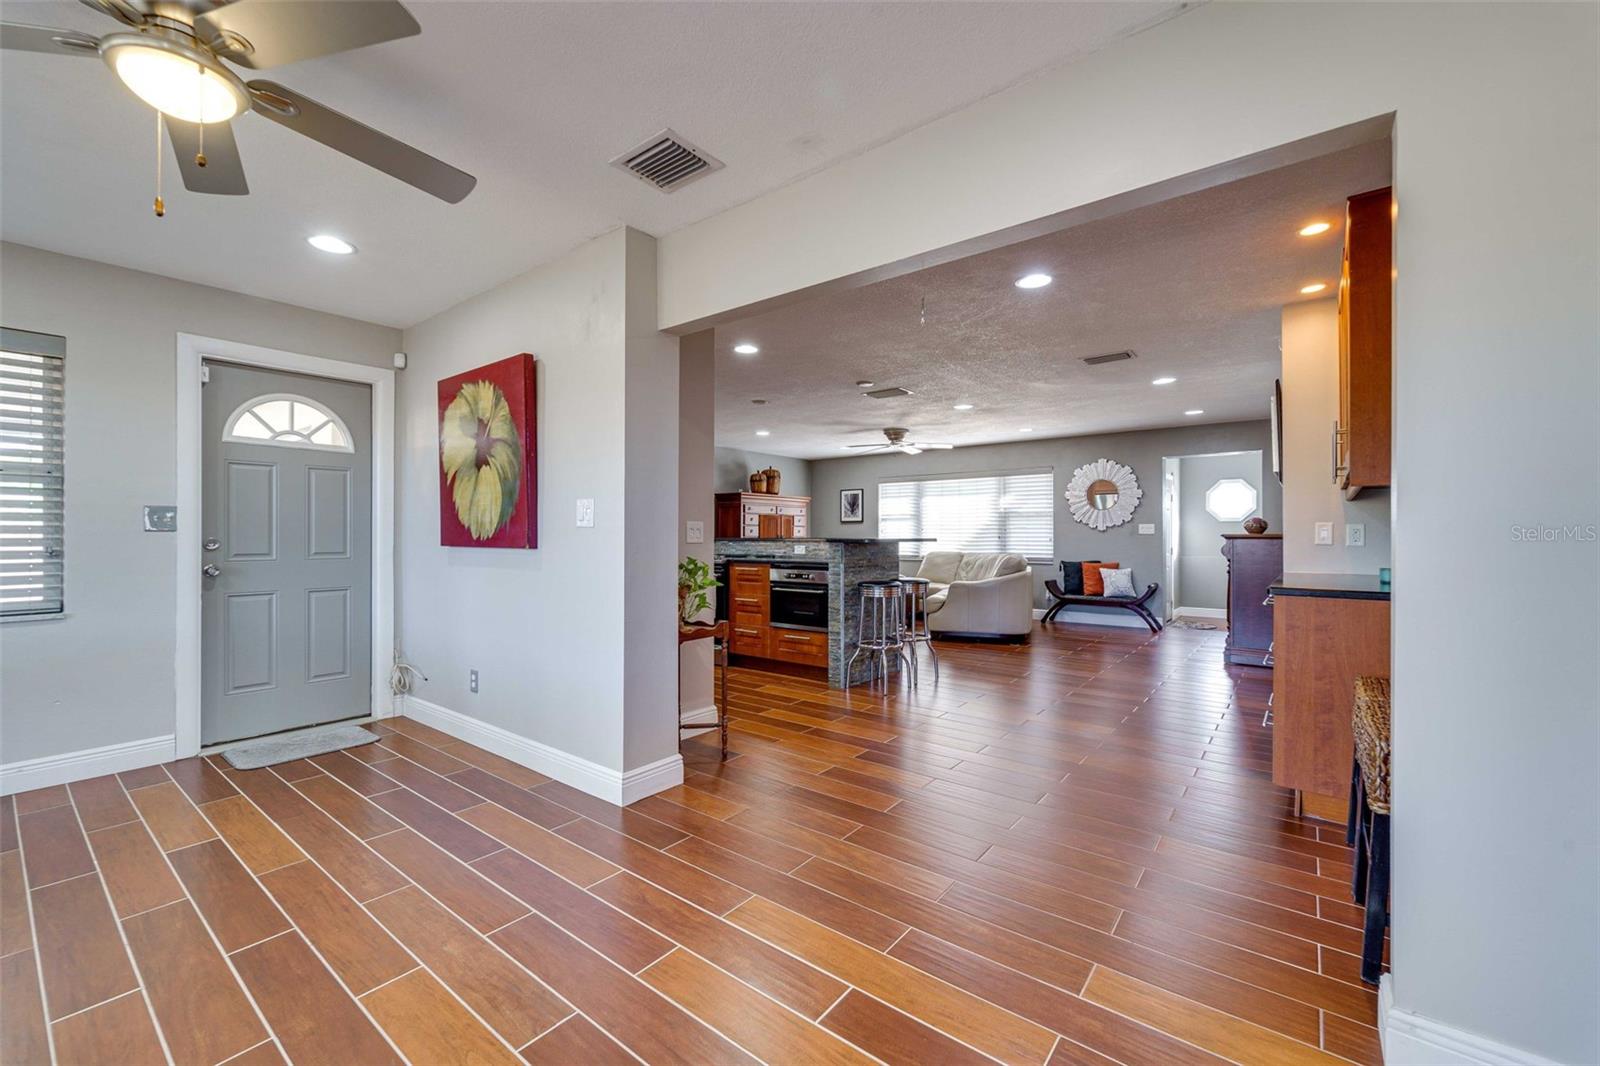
[0,622,1384,1065]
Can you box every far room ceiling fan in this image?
[848,427,954,457]
[2,0,476,214]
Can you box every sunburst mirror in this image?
[1065,459,1142,530]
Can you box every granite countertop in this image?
[1270,572,1391,601]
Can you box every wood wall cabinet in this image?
[715,493,810,539]
[1221,534,1281,667]
[726,563,770,657]
[1271,589,1390,822]
[1336,186,1393,498]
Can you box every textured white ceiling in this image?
[714,141,1391,459]
[0,0,1183,327]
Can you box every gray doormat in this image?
[220,723,379,770]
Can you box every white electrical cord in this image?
[390,651,427,697]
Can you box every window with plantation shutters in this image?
[0,328,65,618]
[879,469,1054,562]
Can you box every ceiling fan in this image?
[848,427,954,456]
[2,0,476,214]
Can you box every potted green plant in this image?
[678,556,719,627]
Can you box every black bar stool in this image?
[1347,675,1391,984]
[845,580,908,691]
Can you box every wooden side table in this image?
[677,620,729,759]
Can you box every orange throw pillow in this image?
[1082,562,1120,596]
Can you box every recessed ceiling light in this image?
[755,429,770,437]
[1185,409,1204,416]
[953,403,974,411]
[307,234,356,255]
[1151,376,1177,386]
[855,380,875,388]
[1300,282,1327,294]
[1299,221,1332,237]
[1014,273,1053,289]
[733,342,759,355]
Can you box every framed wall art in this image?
[438,353,537,548]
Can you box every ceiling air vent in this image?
[610,129,724,192]
[863,386,914,400]
[1082,350,1137,366]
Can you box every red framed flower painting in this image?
[438,353,537,548]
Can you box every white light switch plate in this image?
[1137,523,1155,535]
[1345,523,1366,547]
[576,498,594,527]
[685,521,704,544]
[1314,521,1334,545]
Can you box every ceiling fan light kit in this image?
[3,0,476,218]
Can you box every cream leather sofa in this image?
[910,551,1034,638]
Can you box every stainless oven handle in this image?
[771,586,827,594]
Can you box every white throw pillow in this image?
[1100,567,1136,598]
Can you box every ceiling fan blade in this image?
[900,446,924,455]
[76,0,142,28]
[1,23,99,56]
[848,443,889,449]
[916,443,954,450]
[167,119,250,195]
[196,0,419,69]
[247,80,476,203]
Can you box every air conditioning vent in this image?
[1082,350,1137,366]
[863,386,914,400]
[610,129,724,192]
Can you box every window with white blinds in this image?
[1,328,65,618]
[879,469,1054,561]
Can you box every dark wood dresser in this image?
[1221,533,1282,667]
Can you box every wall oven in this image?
[769,565,830,632]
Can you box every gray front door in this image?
[201,362,373,745]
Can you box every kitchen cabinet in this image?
[715,493,810,539]
[727,562,770,657]
[1336,186,1392,498]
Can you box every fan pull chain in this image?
[194,64,207,168]
[153,110,165,218]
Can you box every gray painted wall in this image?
[0,242,401,765]
[1177,451,1265,611]
[713,447,812,497]
[810,419,1280,619]
[678,333,715,715]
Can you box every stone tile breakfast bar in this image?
[712,538,928,687]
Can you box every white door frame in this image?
[175,333,395,758]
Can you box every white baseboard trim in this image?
[680,703,719,727]
[1175,606,1227,619]
[1379,976,1562,1065]
[1,734,176,796]
[401,695,682,806]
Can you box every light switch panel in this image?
[1345,523,1366,547]
[685,521,704,544]
[1314,521,1334,545]
[144,505,177,532]
[576,498,595,527]
[1137,523,1156,535]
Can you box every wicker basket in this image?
[764,467,781,495]
[1352,676,1391,814]
[749,471,768,493]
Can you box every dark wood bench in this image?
[1042,580,1162,633]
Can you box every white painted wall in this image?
[0,243,399,768]
[678,332,715,720]
[397,228,678,788]
[1281,299,1391,574]
[658,5,1600,1059]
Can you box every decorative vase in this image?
[750,471,768,493]
[764,468,782,495]
[1243,516,1269,535]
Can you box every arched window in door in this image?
[223,393,353,452]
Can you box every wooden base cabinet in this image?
[727,563,770,657]
[1271,593,1390,822]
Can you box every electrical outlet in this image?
[468,669,479,694]
[685,521,704,544]
[1346,523,1366,547]
[575,498,594,527]
[1314,521,1334,545]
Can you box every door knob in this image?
[202,564,222,578]
[203,538,221,551]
